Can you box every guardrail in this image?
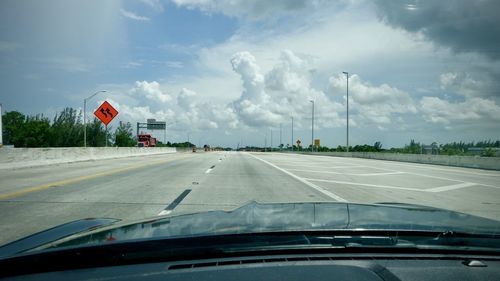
[284,151,500,171]
[0,147,177,170]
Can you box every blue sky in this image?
[1,0,499,148]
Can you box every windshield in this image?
[0,0,499,254]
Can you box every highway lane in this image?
[0,151,333,245]
[1,151,499,246]
[249,153,500,220]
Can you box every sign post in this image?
[94,101,118,147]
[137,119,167,144]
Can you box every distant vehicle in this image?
[192,145,196,152]
[137,134,157,147]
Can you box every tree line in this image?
[2,108,136,147]
[240,139,499,157]
[2,108,499,155]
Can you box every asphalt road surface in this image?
[1,151,500,246]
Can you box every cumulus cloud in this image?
[130,81,172,103]
[230,50,345,128]
[373,0,500,59]
[230,51,265,101]
[420,96,500,124]
[419,71,500,125]
[103,81,240,134]
[440,72,499,99]
[329,74,417,125]
[120,8,150,21]
[177,88,197,110]
[102,51,499,144]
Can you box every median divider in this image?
[0,147,177,170]
[285,151,500,171]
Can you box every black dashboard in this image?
[4,253,500,280]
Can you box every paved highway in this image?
[1,151,500,246]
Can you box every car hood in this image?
[2,201,500,256]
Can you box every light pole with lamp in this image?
[291,116,294,152]
[342,71,349,152]
[310,100,314,152]
[83,90,106,147]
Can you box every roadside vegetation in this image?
[241,140,500,157]
[2,109,499,156]
[2,108,137,147]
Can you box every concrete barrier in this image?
[286,151,500,171]
[0,147,177,170]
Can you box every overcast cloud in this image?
[373,0,500,60]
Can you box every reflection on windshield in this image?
[53,202,500,249]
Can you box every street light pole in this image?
[270,129,273,150]
[264,133,267,152]
[83,90,106,148]
[291,116,294,152]
[279,123,282,151]
[310,100,314,152]
[342,71,349,152]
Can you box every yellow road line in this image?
[0,153,194,200]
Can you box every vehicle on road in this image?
[137,134,157,147]
[1,202,500,279]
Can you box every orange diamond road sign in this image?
[94,101,118,126]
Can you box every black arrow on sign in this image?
[100,108,108,118]
[105,108,113,117]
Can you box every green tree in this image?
[114,122,136,147]
[23,115,51,147]
[482,147,496,157]
[2,111,26,146]
[49,107,83,147]
[86,118,107,147]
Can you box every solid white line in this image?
[205,168,213,174]
[272,153,500,177]
[278,163,361,169]
[286,168,404,176]
[157,210,172,216]
[426,182,477,192]
[353,158,500,177]
[247,153,347,202]
[302,178,423,192]
[475,183,500,189]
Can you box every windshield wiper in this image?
[314,235,415,247]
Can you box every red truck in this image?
[137,134,157,147]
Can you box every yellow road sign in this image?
[314,139,320,147]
